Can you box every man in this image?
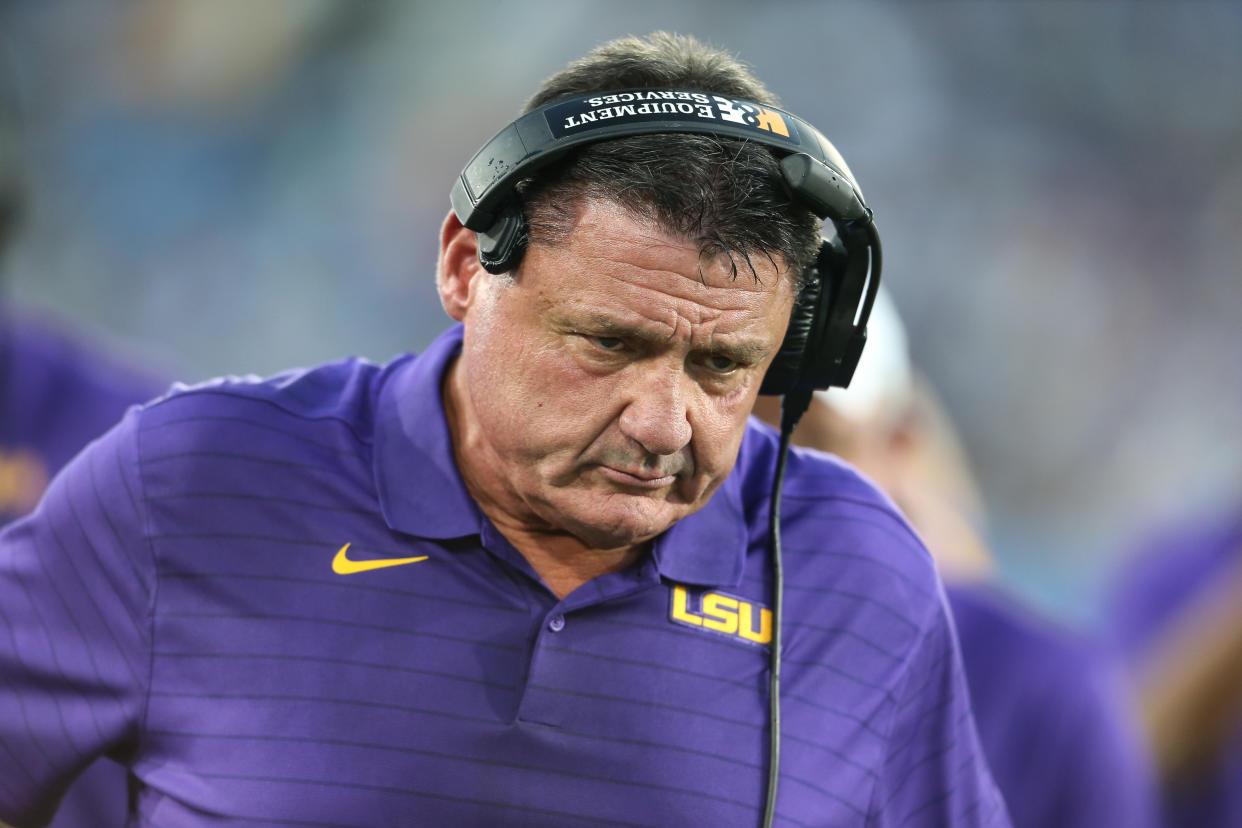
[0,33,1008,826]
[753,287,1159,828]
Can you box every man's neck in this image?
[442,359,647,599]
[492,524,648,599]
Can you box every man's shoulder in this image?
[738,417,939,620]
[739,415,905,507]
[131,354,415,479]
[145,355,401,430]
[739,414,881,487]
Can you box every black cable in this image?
[762,387,813,828]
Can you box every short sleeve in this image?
[0,407,154,826]
[868,589,1012,827]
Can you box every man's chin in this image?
[555,495,691,552]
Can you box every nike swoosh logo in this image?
[332,543,428,574]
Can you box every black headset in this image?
[449,89,883,828]
[449,89,882,398]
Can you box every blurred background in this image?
[2,0,1239,629]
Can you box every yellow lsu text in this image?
[669,584,772,646]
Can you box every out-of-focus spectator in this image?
[1109,506,1242,827]
[1,39,166,828]
[753,287,1160,828]
[0,307,164,828]
[0,36,166,521]
[0,309,168,524]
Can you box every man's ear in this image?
[437,210,487,322]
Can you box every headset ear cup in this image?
[477,203,527,274]
[759,237,844,396]
[759,275,820,396]
[815,221,875,388]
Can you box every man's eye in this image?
[591,336,626,352]
[704,354,740,374]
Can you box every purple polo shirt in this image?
[0,324,1008,826]
[947,583,1158,828]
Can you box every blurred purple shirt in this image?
[948,583,1159,828]
[0,309,166,827]
[1109,508,1242,828]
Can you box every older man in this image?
[0,33,1007,827]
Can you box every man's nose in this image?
[618,367,693,457]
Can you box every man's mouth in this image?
[598,465,678,489]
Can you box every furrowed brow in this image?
[704,341,772,365]
[561,310,773,363]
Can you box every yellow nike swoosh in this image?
[332,543,428,575]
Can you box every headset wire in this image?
[762,387,812,828]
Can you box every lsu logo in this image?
[669,584,772,646]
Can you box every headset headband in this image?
[449,89,871,232]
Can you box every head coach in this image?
[0,32,1010,828]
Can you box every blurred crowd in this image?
[2,1,1241,825]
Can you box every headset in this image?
[450,89,882,828]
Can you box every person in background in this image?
[753,286,1160,828]
[0,46,165,828]
[1109,505,1242,827]
[0,32,1010,826]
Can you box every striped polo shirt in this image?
[0,324,1009,827]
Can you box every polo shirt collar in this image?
[652,473,747,588]
[374,323,748,587]
[375,324,482,539]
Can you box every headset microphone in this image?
[451,90,882,828]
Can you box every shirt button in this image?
[548,614,566,632]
